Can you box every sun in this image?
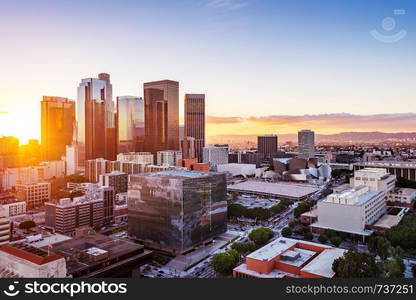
[0,108,40,144]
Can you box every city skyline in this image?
[0,0,415,143]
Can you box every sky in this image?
[0,0,415,143]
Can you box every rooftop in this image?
[228,181,319,199]
[300,248,345,278]
[325,185,383,206]
[142,170,213,179]
[356,161,416,168]
[0,243,63,265]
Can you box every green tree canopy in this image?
[332,249,381,278]
[211,249,239,276]
[249,227,275,246]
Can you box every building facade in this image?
[298,130,315,159]
[144,80,179,155]
[41,96,76,161]
[16,182,51,208]
[203,145,229,168]
[184,94,205,162]
[77,73,117,168]
[99,171,128,194]
[258,135,278,156]
[128,171,227,253]
[157,150,182,166]
[117,96,145,153]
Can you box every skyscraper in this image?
[77,73,117,168]
[41,96,75,161]
[257,135,278,156]
[298,130,315,159]
[117,96,144,153]
[144,80,179,155]
[184,94,205,162]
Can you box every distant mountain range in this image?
[205,132,416,145]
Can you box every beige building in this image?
[116,152,154,164]
[16,182,51,208]
[0,206,10,246]
[1,201,26,217]
[350,168,395,194]
[387,188,416,208]
[0,243,67,278]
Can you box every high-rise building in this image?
[298,130,315,159]
[181,136,196,160]
[0,136,19,169]
[144,80,179,155]
[41,96,76,161]
[117,96,145,153]
[128,171,227,254]
[77,73,117,168]
[184,94,205,162]
[99,171,128,194]
[258,135,278,156]
[157,150,182,166]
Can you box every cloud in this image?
[207,113,416,132]
[205,0,251,10]
[206,115,244,124]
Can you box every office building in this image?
[0,136,19,169]
[258,135,278,156]
[99,171,128,194]
[387,188,416,209]
[45,197,104,236]
[16,182,51,208]
[311,185,386,236]
[354,161,416,182]
[0,243,67,278]
[350,168,396,195]
[116,152,154,164]
[117,96,145,153]
[181,136,196,160]
[41,96,76,161]
[184,94,205,162]
[0,201,26,217]
[77,73,117,168]
[144,80,179,155]
[203,145,229,168]
[217,163,256,178]
[157,150,182,166]
[233,238,345,278]
[128,171,227,254]
[298,130,315,159]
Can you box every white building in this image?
[350,168,396,194]
[0,243,67,278]
[156,150,182,166]
[313,185,386,236]
[203,145,229,167]
[387,188,416,208]
[117,152,154,165]
[1,201,26,217]
[217,164,256,178]
[65,144,78,176]
[298,130,315,159]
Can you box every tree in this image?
[332,249,381,278]
[368,236,391,260]
[294,199,316,218]
[385,257,405,278]
[19,220,36,230]
[385,212,416,251]
[330,236,342,247]
[303,232,313,241]
[282,227,292,238]
[231,242,256,254]
[249,227,275,246]
[318,234,328,244]
[211,250,239,276]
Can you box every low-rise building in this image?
[311,185,385,236]
[16,182,51,208]
[157,150,182,166]
[0,243,67,278]
[233,237,345,278]
[217,163,256,178]
[387,188,416,209]
[0,206,10,246]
